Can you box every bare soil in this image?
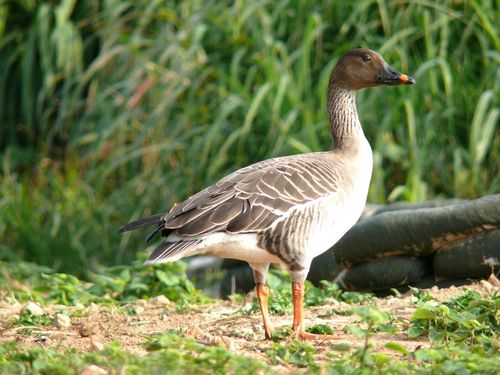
[1,278,498,371]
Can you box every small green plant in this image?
[325,306,412,373]
[0,260,103,306]
[265,340,317,368]
[88,254,211,304]
[0,260,52,301]
[408,289,499,344]
[346,307,395,368]
[306,324,334,335]
[35,273,104,306]
[13,310,52,328]
[320,281,375,304]
[413,341,500,374]
[270,326,293,341]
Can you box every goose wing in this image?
[161,153,341,237]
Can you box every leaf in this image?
[407,326,425,338]
[330,343,351,352]
[348,325,367,338]
[384,342,409,356]
[372,352,391,364]
[429,329,444,342]
[155,270,180,286]
[307,324,334,335]
[415,349,431,361]
[351,306,390,324]
[377,323,397,334]
[412,308,436,320]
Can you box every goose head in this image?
[331,48,415,90]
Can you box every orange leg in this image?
[292,281,337,340]
[256,283,273,339]
[292,282,305,334]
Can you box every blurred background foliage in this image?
[0,0,498,275]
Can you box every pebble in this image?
[480,280,494,292]
[385,296,399,306]
[21,302,44,316]
[79,321,98,337]
[150,295,170,306]
[90,338,104,352]
[240,327,257,340]
[487,273,500,287]
[80,365,107,375]
[89,303,100,311]
[134,299,148,307]
[133,306,145,315]
[53,313,71,328]
[216,336,238,351]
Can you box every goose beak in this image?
[379,63,415,85]
[398,74,415,84]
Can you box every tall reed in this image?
[0,0,498,272]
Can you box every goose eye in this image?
[362,54,371,62]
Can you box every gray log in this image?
[333,256,431,291]
[434,228,500,279]
[333,195,500,268]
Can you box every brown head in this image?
[331,48,415,90]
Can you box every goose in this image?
[120,48,415,340]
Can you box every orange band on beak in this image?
[400,74,410,82]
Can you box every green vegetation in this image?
[1,261,499,373]
[0,258,207,306]
[0,0,498,274]
[266,339,317,368]
[13,310,53,328]
[0,337,269,375]
[408,288,499,344]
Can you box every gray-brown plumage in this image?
[120,48,415,340]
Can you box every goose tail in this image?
[119,213,164,233]
[143,239,203,265]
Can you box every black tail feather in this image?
[144,239,202,264]
[145,224,165,243]
[119,213,164,233]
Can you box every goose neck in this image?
[327,84,365,151]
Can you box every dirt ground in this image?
[0,278,498,370]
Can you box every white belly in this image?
[307,146,372,260]
[308,192,368,259]
[166,232,284,265]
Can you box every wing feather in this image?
[209,200,247,225]
[227,205,279,233]
[145,239,202,264]
[135,153,343,240]
[176,210,223,235]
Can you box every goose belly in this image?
[306,173,371,260]
[305,139,374,259]
[307,195,366,259]
[166,232,284,265]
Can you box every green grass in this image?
[0,1,498,273]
